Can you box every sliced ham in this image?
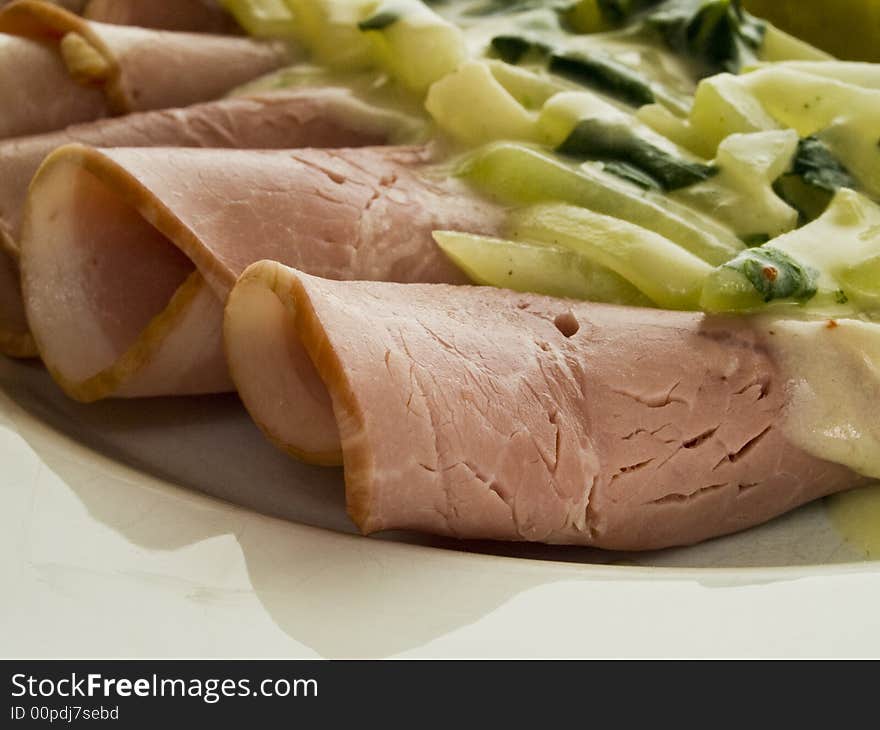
[0,1,87,11]
[1,0,238,32]
[224,264,866,550]
[0,0,289,139]
[20,145,503,401]
[0,88,421,357]
[83,0,239,34]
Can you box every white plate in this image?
[2,354,880,658]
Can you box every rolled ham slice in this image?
[224,263,866,549]
[20,145,503,401]
[0,88,421,358]
[1,0,237,32]
[0,0,289,139]
[83,0,239,34]
[0,1,87,11]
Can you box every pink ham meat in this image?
[1,0,238,31]
[0,0,289,139]
[0,88,417,357]
[224,264,866,549]
[83,0,240,34]
[20,145,503,401]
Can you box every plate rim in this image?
[2,382,877,583]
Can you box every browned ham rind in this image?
[0,0,290,139]
[20,145,503,402]
[0,232,30,357]
[224,263,865,550]
[0,88,422,358]
[0,1,88,12]
[83,0,240,34]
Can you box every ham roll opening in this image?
[224,263,866,551]
[0,0,289,139]
[0,88,422,358]
[20,144,502,401]
[0,233,29,357]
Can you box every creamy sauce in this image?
[251,2,880,485]
[760,317,880,479]
[448,9,701,109]
[230,64,433,144]
[827,484,880,558]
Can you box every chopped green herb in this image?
[774,137,860,222]
[601,160,662,189]
[723,247,818,303]
[489,34,655,107]
[358,9,401,31]
[557,118,717,190]
[549,51,656,106]
[792,137,859,194]
[490,35,551,63]
[835,289,850,305]
[644,0,766,76]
